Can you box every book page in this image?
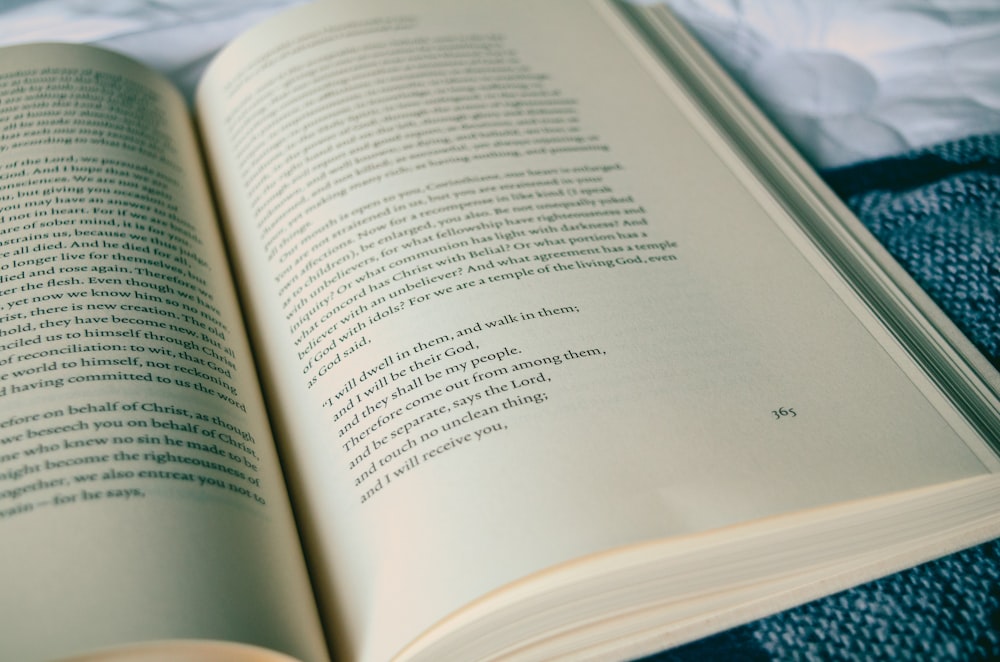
[195,1,999,659]
[0,45,327,662]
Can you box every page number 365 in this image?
[772,406,797,420]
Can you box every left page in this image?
[0,44,327,662]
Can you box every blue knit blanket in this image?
[646,134,1000,661]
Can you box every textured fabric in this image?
[647,539,1000,661]
[753,541,1000,660]
[643,134,1000,661]
[824,133,1000,368]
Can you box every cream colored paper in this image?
[195,1,997,659]
[0,45,327,662]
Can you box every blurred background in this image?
[2,0,999,169]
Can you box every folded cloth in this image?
[664,0,1000,169]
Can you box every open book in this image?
[2,1,1000,660]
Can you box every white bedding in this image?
[665,0,1000,167]
[3,0,998,169]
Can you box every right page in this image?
[194,1,1000,659]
